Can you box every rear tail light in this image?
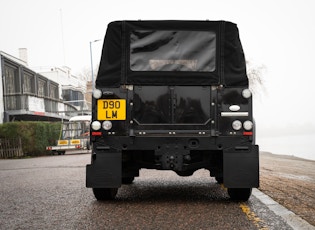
[92,131,102,136]
[243,132,253,136]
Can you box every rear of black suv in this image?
[86,20,259,201]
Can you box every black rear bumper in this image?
[86,136,259,188]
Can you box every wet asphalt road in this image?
[0,154,291,230]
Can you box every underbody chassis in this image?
[86,136,259,200]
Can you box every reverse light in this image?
[242,89,252,99]
[232,120,242,131]
[91,121,101,130]
[93,89,102,99]
[102,120,112,130]
[243,120,253,130]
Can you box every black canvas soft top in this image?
[96,20,248,87]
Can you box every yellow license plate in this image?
[70,139,80,145]
[58,140,68,145]
[97,99,126,120]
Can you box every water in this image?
[258,134,315,161]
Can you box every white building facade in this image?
[0,51,90,124]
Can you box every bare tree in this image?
[77,64,99,82]
[246,61,266,96]
[77,67,92,82]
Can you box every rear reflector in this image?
[92,131,102,136]
[243,132,253,136]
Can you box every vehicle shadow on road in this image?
[83,181,247,229]
[82,175,253,229]
[117,183,229,203]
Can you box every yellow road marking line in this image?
[240,203,269,230]
[220,184,268,229]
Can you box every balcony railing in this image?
[3,94,80,119]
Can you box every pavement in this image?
[258,152,315,229]
[253,189,315,229]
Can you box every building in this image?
[36,66,91,112]
[0,51,90,124]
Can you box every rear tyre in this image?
[122,177,135,184]
[92,188,118,200]
[228,188,252,201]
[176,170,194,177]
[87,142,91,150]
[215,176,223,184]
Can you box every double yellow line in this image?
[220,185,268,229]
[239,203,268,230]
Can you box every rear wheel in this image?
[228,188,252,201]
[122,177,135,184]
[87,142,91,150]
[215,176,223,184]
[176,170,194,177]
[92,188,118,200]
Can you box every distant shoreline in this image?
[260,151,315,162]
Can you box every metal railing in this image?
[3,94,79,117]
[0,138,23,158]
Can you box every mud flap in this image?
[223,145,259,188]
[86,152,122,188]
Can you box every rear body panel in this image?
[134,86,211,126]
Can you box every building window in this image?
[49,84,58,100]
[4,64,20,94]
[62,89,83,106]
[62,89,70,101]
[23,72,35,94]
[38,78,47,97]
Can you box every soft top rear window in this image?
[130,30,216,72]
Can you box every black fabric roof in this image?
[96,20,248,87]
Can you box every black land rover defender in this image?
[86,20,259,201]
